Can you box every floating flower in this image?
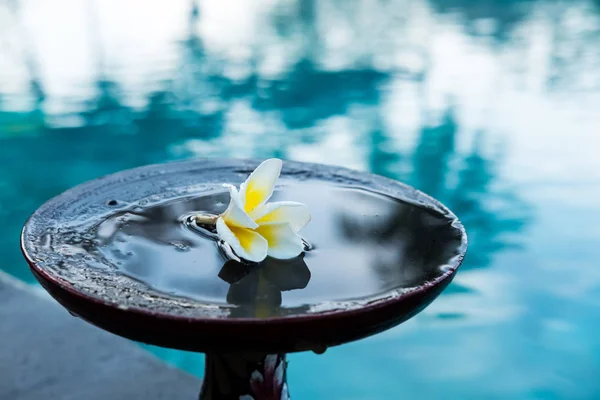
[197,159,310,263]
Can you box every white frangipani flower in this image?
[213,159,310,262]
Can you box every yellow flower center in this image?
[243,182,267,212]
[229,226,258,251]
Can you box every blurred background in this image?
[1,0,599,398]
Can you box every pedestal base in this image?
[200,353,288,400]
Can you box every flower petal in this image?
[255,222,303,260]
[250,201,311,232]
[222,184,258,229]
[240,159,282,213]
[216,218,267,262]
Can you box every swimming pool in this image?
[1,0,599,398]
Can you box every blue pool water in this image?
[1,0,600,398]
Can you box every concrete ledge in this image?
[0,274,201,399]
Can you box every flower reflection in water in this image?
[199,256,310,400]
[219,254,311,318]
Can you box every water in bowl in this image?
[51,182,463,317]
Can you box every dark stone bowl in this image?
[21,159,467,399]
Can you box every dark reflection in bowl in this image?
[219,256,311,318]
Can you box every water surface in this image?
[67,183,462,316]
